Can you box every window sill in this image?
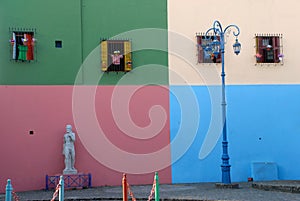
[255,62,283,66]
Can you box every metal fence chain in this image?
[12,191,20,201]
[126,183,136,201]
[50,183,61,201]
[147,178,156,201]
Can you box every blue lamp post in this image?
[204,20,241,184]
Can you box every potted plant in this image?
[278,53,284,61]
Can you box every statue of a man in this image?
[63,124,77,174]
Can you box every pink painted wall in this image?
[0,86,171,193]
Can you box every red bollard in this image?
[122,174,128,201]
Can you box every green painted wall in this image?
[0,0,168,85]
[0,0,82,85]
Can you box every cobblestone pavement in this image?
[1,181,300,201]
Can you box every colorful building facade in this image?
[0,0,300,193]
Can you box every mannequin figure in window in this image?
[18,38,28,61]
[110,50,123,72]
[210,53,217,63]
[265,45,274,63]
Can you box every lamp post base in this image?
[215,183,239,189]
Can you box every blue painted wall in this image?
[170,85,300,183]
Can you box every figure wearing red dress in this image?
[110,50,123,71]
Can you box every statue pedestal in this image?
[63,168,78,175]
[45,173,92,190]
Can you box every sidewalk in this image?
[1,181,300,201]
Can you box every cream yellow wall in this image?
[168,0,300,85]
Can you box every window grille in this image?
[255,34,283,65]
[196,32,222,64]
[100,39,132,72]
[9,27,37,62]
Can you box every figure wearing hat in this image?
[18,38,28,61]
[110,50,123,71]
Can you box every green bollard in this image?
[155,172,159,201]
[5,179,13,201]
[59,175,64,201]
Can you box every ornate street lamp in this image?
[204,20,241,184]
[233,38,241,55]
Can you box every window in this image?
[196,33,221,63]
[9,28,36,62]
[100,39,132,72]
[255,34,283,64]
[55,40,62,48]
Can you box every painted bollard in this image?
[5,179,13,201]
[155,172,160,201]
[122,174,128,201]
[59,175,64,201]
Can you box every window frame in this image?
[9,28,37,62]
[255,34,283,65]
[100,39,132,72]
[196,33,222,64]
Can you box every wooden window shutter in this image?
[101,41,108,71]
[256,36,264,63]
[197,36,204,63]
[273,36,280,63]
[23,33,34,60]
[124,41,132,71]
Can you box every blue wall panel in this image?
[170,85,221,183]
[170,85,300,183]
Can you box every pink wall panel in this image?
[0,86,171,193]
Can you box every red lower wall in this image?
[0,85,171,193]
